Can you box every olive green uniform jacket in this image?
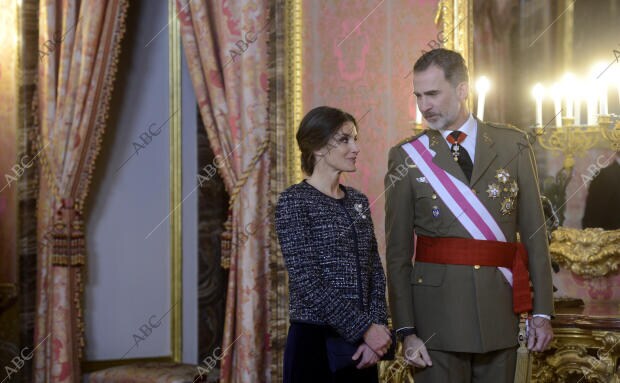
[385,120,554,353]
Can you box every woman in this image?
[275,106,391,383]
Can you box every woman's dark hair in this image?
[413,48,469,87]
[296,106,357,175]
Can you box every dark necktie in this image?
[447,131,473,182]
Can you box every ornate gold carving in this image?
[286,0,303,184]
[378,342,414,383]
[534,125,603,169]
[550,227,620,278]
[435,0,473,107]
[532,330,620,383]
[601,120,620,151]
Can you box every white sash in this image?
[402,135,513,285]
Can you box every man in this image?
[385,49,554,382]
[582,152,620,230]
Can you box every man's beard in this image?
[426,114,455,131]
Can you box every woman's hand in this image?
[352,343,380,369]
[363,323,392,357]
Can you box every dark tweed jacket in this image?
[275,180,388,343]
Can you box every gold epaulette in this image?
[485,121,525,133]
[396,129,428,146]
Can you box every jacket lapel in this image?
[428,129,470,185]
[470,121,498,187]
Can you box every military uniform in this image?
[385,118,554,382]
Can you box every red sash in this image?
[415,235,533,314]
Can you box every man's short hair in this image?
[413,48,469,87]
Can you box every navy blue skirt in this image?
[283,322,379,383]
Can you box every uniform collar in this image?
[440,113,477,141]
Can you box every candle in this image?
[415,103,422,124]
[554,98,562,127]
[532,83,544,127]
[599,84,608,115]
[587,99,597,125]
[551,83,562,127]
[574,98,581,126]
[476,76,490,121]
[562,73,576,118]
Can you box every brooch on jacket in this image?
[486,168,518,215]
[354,203,367,219]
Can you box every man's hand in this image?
[352,343,380,369]
[403,334,432,368]
[363,324,392,357]
[527,317,554,352]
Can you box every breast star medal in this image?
[487,183,500,199]
[489,169,518,215]
[495,168,510,183]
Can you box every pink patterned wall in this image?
[301,0,441,260]
[300,0,620,305]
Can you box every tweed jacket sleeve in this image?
[366,197,388,326]
[275,189,374,342]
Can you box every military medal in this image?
[495,168,510,183]
[432,205,440,218]
[489,169,518,215]
[447,131,467,162]
[487,183,500,199]
[451,145,460,161]
[500,198,514,215]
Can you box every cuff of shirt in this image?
[532,314,551,320]
[395,327,417,339]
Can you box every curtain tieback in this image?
[221,139,269,269]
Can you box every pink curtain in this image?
[177,1,271,382]
[34,1,128,382]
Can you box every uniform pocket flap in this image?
[410,262,446,287]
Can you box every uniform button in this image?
[471,188,476,194]
[474,265,481,270]
[431,194,438,200]
[417,278,423,283]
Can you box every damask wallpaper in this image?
[301,0,441,261]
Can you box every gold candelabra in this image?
[533,115,619,169]
[409,116,620,169]
[410,121,426,136]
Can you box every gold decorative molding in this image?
[168,0,183,363]
[435,0,474,108]
[550,227,620,278]
[534,124,603,169]
[532,329,620,382]
[285,0,302,184]
[378,342,414,383]
[601,120,620,151]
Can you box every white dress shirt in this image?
[441,113,477,162]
